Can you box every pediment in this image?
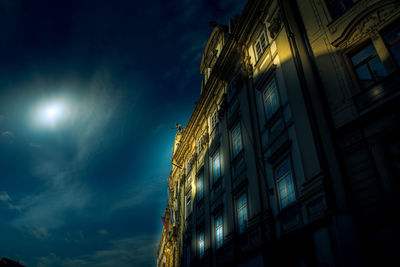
[200,25,227,74]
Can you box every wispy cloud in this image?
[0,191,22,212]
[98,229,108,236]
[0,191,11,202]
[8,68,129,239]
[36,234,159,267]
[11,180,91,239]
[1,130,15,144]
[111,177,165,212]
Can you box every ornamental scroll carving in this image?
[331,1,400,48]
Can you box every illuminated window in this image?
[325,0,356,19]
[255,31,268,60]
[212,151,221,182]
[383,24,400,67]
[231,122,243,158]
[263,78,280,120]
[199,232,205,259]
[275,159,296,209]
[350,43,387,89]
[215,215,223,249]
[197,175,204,200]
[237,194,248,233]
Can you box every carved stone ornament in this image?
[199,134,208,149]
[268,17,281,39]
[331,1,400,48]
[241,58,253,80]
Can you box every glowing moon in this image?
[45,105,61,120]
[33,100,69,128]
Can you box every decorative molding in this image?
[211,200,224,216]
[232,176,248,195]
[268,17,282,39]
[330,0,400,48]
[267,139,292,163]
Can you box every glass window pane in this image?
[390,42,400,66]
[369,56,387,80]
[281,197,288,208]
[256,42,262,58]
[278,180,286,196]
[351,44,376,65]
[383,25,400,44]
[232,123,242,157]
[213,153,220,181]
[260,33,267,50]
[198,176,203,199]
[342,0,354,9]
[355,65,374,89]
[383,25,400,66]
[326,1,344,19]
[275,159,296,209]
[264,79,279,120]
[276,160,291,178]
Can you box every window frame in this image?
[197,174,204,201]
[274,157,296,210]
[198,231,205,259]
[231,121,243,159]
[254,31,268,61]
[382,21,400,68]
[262,77,281,121]
[324,0,356,20]
[210,108,218,132]
[215,215,223,249]
[348,41,388,90]
[236,193,248,234]
[211,151,221,183]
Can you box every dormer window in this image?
[255,31,268,60]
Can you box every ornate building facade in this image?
[157,0,399,266]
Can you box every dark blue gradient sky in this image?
[0,0,245,266]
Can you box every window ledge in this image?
[231,149,245,165]
[264,105,283,130]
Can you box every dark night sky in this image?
[0,0,245,266]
